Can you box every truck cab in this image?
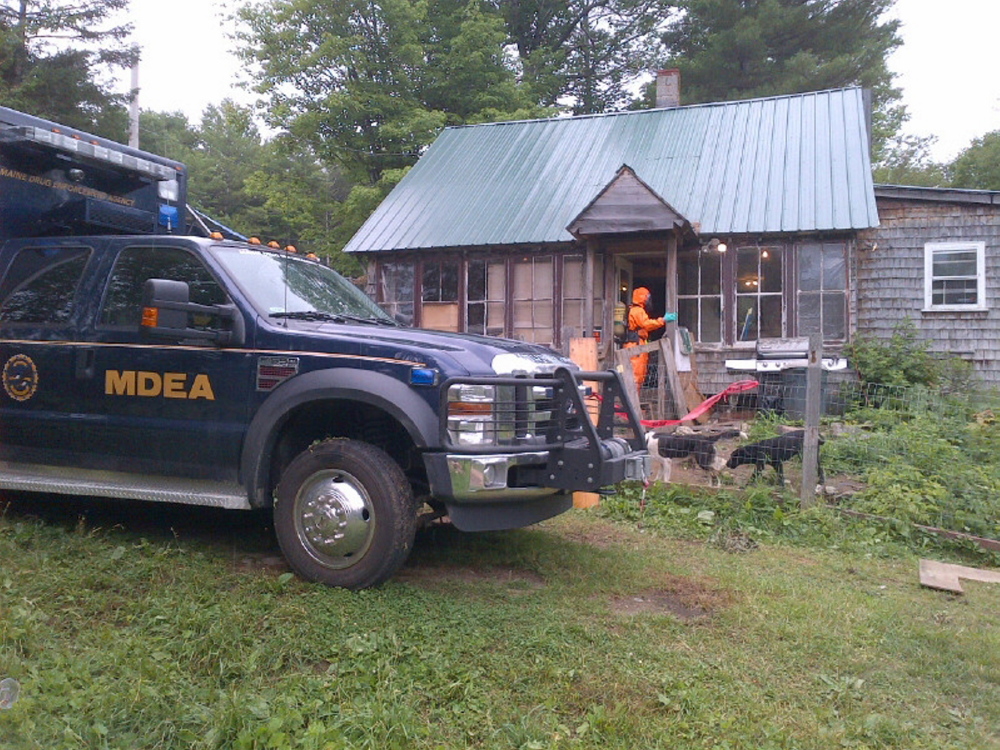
[0,107,649,589]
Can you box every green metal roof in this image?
[344,87,878,254]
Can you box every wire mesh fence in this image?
[643,368,1000,546]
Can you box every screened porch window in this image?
[467,258,506,336]
[677,245,721,343]
[924,241,986,310]
[377,261,414,325]
[512,256,553,345]
[797,242,846,340]
[562,255,604,340]
[421,260,460,331]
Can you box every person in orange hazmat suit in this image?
[625,286,666,389]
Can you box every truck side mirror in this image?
[140,278,244,346]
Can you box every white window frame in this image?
[923,241,987,312]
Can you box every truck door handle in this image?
[75,348,95,379]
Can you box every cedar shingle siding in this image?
[858,190,1000,387]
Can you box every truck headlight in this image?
[447,384,498,446]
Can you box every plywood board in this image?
[919,559,1000,594]
[570,337,601,510]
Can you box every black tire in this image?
[274,438,417,589]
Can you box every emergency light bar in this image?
[10,125,177,181]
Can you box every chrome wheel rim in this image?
[293,469,374,569]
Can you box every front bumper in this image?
[430,445,650,503]
[424,366,649,508]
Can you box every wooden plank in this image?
[658,337,686,421]
[919,559,1000,594]
[800,335,823,508]
[570,337,601,509]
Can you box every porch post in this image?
[584,239,597,337]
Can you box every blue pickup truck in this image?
[0,106,649,588]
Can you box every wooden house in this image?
[859,185,1000,387]
[344,85,880,394]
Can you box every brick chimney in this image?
[655,69,680,108]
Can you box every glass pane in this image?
[564,258,583,298]
[563,299,583,329]
[0,247,90,324]
[99,247,224,327]
[513,261,532,299]
[798,244,821,291]
[737,296,757,341]
[534,258,553,294]
[702,297,722,343]
[759,294,783,338]
[468,301,485,333]
[701,250,721,295]
[823,292,845,339]
[799,291,821,334]
[486,302,505,334]
[823,244,846,290]
[394,303,414,326]
[933,250,977,278]
[441,262,459,302]
[760,247,782,293]
[678,298,697,335]
[935,279,978,305]
[513,300,533,328]
[382,262,414,304]
[737,247,757,293]
[592,300,604,331]
[678,248,698,295]
[422,262,440,302]
[487,261,505,301]
[534,303,553,329]
[468,260,486,302]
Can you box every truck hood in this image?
[265,320,579,376]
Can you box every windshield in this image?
[210,246,395,323]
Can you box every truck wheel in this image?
[274,439,416,589]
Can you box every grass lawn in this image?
[1,492,998,749]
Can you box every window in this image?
[561,255,604,340]
[736,246,784,341]
[677,245,721,343]
[924,241,986,310]
[100,246,227,328]
[378,261,415,325]
[797,242,846,340]
[512,256,553,345]
[0,246,90,325]
[421,260,459,331]
[467,258,506,336]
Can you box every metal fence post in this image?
[800,334,822,508]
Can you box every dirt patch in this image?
[395,562,546,590]
[235,553,290,573]
[609,591,707,620]
[608,572,730,621]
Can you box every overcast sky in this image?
[125,0,1000,164]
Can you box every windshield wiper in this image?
[269,311,344,322]
[336,313,401,327]
[269,310,399,326]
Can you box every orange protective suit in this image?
[625,286,665,388]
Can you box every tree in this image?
[0,0,136,138]
[495,0,672,113]
[873,132,947,187]
[140,102,356,267]
[653,0,903,155]
[949,131,1000,191]
[236,0,541,187]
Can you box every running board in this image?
[0,461,251,510]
